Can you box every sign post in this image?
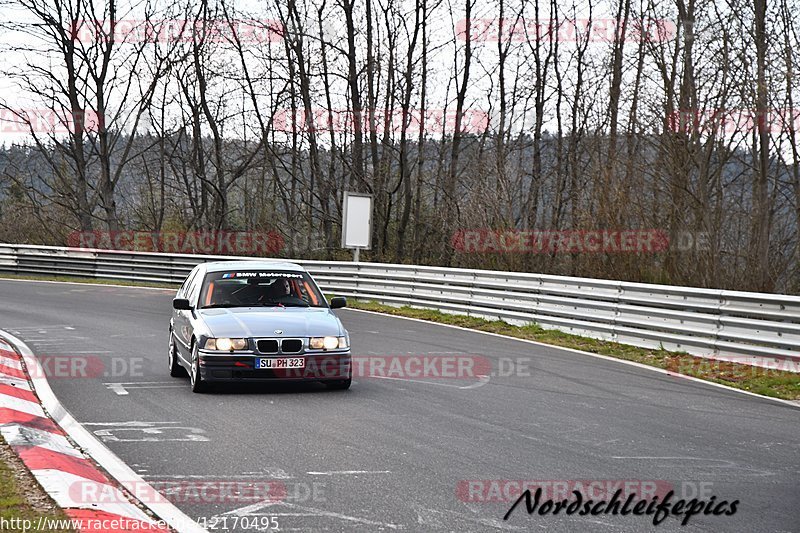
[341,192,373,262]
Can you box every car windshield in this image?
[198,270,326,309]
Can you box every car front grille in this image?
[257,339,279,353]
[281,339,303,353]
[256,338,304,354]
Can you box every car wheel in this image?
[168,332,186,377]
[189,343,208,393]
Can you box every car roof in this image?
[201,260,307,273]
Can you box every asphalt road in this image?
[0,278,798,532]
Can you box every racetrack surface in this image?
[0,279,797,532]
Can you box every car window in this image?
[178,268,200,298]
[198,270,327,308]
[187,269,204,305]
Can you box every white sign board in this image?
[341,192,373,249]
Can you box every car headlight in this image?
[309,336,348,350]
[204,338,248,351]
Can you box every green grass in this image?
[346,299,800,402]
[0,438,75,532]
[1,273,797,402]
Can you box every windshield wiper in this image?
[200,303,247,309]
[258,300,309,308]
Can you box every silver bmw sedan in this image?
[168,261,351,393]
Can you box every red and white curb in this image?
[0,333,206,532]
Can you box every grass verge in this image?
[346,299,800,401]
[1,273,797,402]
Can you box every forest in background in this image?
[0,0,798,293]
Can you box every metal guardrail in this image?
[1,243,799,368]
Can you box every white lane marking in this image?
[106,383,128,395]
[105,382,183,385]
[117,385,186,389]
[418,505,524,531]
[246,470,293,479]
[612,456,716,460]
[44,351,114,354]
[15,337,90,345]
[610,456,775,475]
[5,325,73,330]
[348,308,800,409]
[0,330,207,533]
[0,424,84,458]
[459,374,491,389]
[369,374,490,390]
[22,338,91,343]
[64,326,75,330]
[306,470,391,476]
[34,469,152,522]
[369,375,464,388]
[141,470,293,479]
[83,421,182,426]
[104,382,187,395]
[93,424,210,443]
[221,501,404,529]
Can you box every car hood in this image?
[198,307,344,338]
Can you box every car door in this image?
[183,268,205,353]
[174,266,200,358]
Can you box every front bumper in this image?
[197,350,351,382]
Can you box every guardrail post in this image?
[713,292,724,359]
[613,282,622,344]
[92,249,99,280]
[467,272,476,318]
[411,266,418,306]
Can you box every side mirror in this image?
[329,297,347,309]
[173,298,192,310]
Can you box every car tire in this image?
[168,332,186,377]
[190,342,209,393]
[325,378,351,390]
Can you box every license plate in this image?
[255,357,305,369]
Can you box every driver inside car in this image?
[270,279,291,298]
[257,278,308,307]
